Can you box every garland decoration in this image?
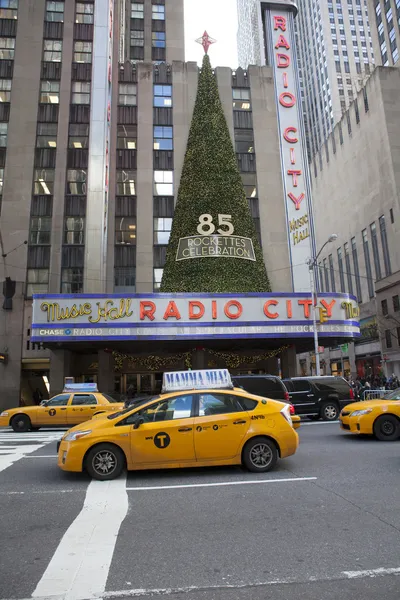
[207,345,290,369]
[112,351,192,372]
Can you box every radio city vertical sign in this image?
[263,2,316,292]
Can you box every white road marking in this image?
[32,476,129,600]
[24,455,57,458]
[343,567,400,579]
[0,430,63,472]
[0,445,44,473]
[301,421,339,426]
[126,476,317,492]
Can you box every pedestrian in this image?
[32,388,42,405]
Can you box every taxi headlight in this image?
[64,429,92,442]
[351,408,372,417]
[0,411,9,417]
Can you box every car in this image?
[230,375,290,402]
[339,387,400,441]
[57,368,301,481]
[283,376,355,421]
[0,384,124,432]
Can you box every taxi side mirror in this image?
[133,416,144,430]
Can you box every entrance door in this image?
[129,394,195,465]
[40,393,71,426]
[67,393,99,426]
[193,392,251,460]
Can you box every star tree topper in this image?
[195,31,217,54]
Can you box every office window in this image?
[0,78,11,102]
[235,129,254,153]
[61,268,83,294]
[153,126,173,150]
[116,170,136,195]
[0,37,15,59]
[37,123,57,148]
[131,31,144,46]
[152,32,166,48]
[75,2,94,24]
[0,122,7,147]
[115,267,135,292]
[329,254,336,292]
[131,2,144,18]
[241,173,257,198]
[117,125,136,149]
[379,215,392,276]
[66,169,87,195]
[393,295,400,312]
[337,247,346,292]
[344,242,353,295]
[71,81,90,104]
[73,41,92,63]
[119,83,137,105]
[154,268,163,290]
[351,237,362,302]
[381,299,388,316]
[370,222,382,280]
[154,171,173,196]
[323,258,330,292]
[390,208,394,223]
[40,80,60,104]
[46,1,64,22]
[29,217,51,245]
[0,0,18,19]
[115,217,136,244]
[154,84,172,107]
[233,89,251,110]
[64,217,85,245]
[69,123,89,149]
[27,269,49,297]
[154,217,172,245]
[385,329,393,348]
[152,5,165,19]
[43,39,62,62]
[34,169,54,195]
[362,229,374,298]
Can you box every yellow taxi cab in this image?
[0,384,123,432]
[339,387,400,441]
[57,369,300,480]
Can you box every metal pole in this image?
[309,264,321,376]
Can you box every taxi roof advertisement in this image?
[31,293,360,342]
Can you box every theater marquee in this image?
[31,293,360,342]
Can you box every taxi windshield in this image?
[107,396,158,419]
[383,388,400,400]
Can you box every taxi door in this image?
[193,392,251,460]
[40,393,71,425]
[129,394,195,465]
[67,393,100,426]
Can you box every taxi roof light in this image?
[62,383,98,393]
[162,369,233,393]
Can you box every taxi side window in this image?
[47,394,70,407]
[197,393,243,417]
[71,394,97,406]
[236,396,257,411]
[127,395,193,424]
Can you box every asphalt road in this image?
[0,422,399,600]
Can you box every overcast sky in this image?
[184,0,239,68]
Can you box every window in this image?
[393,295,400,312]
[152,32,166,48]
[385,329,393,348]
[154,84,172,107]
[71,394,97,405]
[362,229,375,298]
[115,216,136,244]
[66,169,87,195]
[40,80,60,104]
[0,122,7,147]
[0,79,11,102]
[61,268,83,293]
[329,254,336,292]
[344,242,353,295]
[381,298,389,316]
[29,217,51,245]
[241,173,257,198]
[46,1,64,22]
[154,170,173,195]
[131,2,144,18]
[379,215,392,276]
[73,41,92,63]
[34,169,54,195]
[119,83,137,105]
[117,125,136,149]
[323,258,330,292]
[116,170,136,195]
[292,380,311,392]
[131,30,144,46]
[390,208,394,223]
[337,247,346,292]
[198,393,243,416]
[0,0,18,19]
[370,222,382,280]
[233,88,251,110]
[47,394,70,406]
[351,237,362,302]
[235,128,254,153]
[75,2,94,24]
[69,123,89,149]
[43,39,62,62]
[64,217,85,244]
[0,37,15,59]
[152,5,165,20]
[26,269,49,296]
[153,126,173,150]
[135,395,193,423]
[114,267,135,292]
[71,81,90,104]
[154,267,163,290]
[37,123,57,148]
[154,217,172,244]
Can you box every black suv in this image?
[231,375,290,402]
[283,376,355,421]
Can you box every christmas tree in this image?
[160,52,271,293]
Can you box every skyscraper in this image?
[367,0,400,66]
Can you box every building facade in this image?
[367,0,400,66]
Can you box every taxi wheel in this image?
[242,437,278,473]
[373,415,400,441]
[11,414,31,433]
[320,402,339,421]
[85,444,126,481]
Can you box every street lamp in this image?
[307,233,338,376]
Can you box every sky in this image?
[184,0,239,68]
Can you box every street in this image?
[0,423,399,600]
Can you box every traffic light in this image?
[2,277,15,310]
[319,307,328,323]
